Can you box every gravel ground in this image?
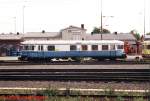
[0,65,150,69]
[0,81,149,90]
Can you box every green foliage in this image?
[91,27,111,34]
[130,30,141,41]
[104,96,110,101]
[133,97,145,101]
[116,96,124,101]
[91,27,100,34]
[134,33,141,40]
[42,88,59,96]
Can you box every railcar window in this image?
[147,45,150,49]
[70,45,77,51]
[38,45,43,51]
[24,46,29,50]
[117,45,123,49]
[41,46,43,51]
[31,46,34,50]
[102,45,108,50]
[110,45,115,50]
[38,46,40,50]
[48,46,55,51]
[82,45,88,51]
[92,45,98,50]
[24,45,34,50]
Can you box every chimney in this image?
[42,30,45,33]
[114,32,117,35]
[81,24,84,29]
[17,32,19,35]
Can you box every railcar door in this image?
[110,44,116,57]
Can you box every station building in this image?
[0,24,137,56]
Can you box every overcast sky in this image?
[0,0,149,34]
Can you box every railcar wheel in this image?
[97,58,104,61]
[73,57,83,62]
[109,58,116,61]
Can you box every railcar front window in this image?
[70,45,77,51]
[147,45,150,49]
[48,46,55,51]
[82,45,88,51]
[102,45,108,50]
[117,45,123,49]
[92,45,98,51]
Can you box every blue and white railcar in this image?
[19,40,126,61]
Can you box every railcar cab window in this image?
[38,45,43,51]
[102,45,108,50]
[146,45,150,49]
[48,45,55,51]
[92,45,98,51]
[70,45,77,51]
[117,45,123,49]
[82,45,88,51]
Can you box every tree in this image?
[130,30,141,54]
[130,30,141,41]
[91,27,110,34]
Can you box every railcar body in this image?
[142,41,150,58]
[19,40,126,61]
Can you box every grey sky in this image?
[0,0,149,34]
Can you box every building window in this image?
[102,45,108,50]
[73,34,80,40]
[68,30,71,33]
[70,45,77,51]
[117,45,123,49]
[48,46,55,51]
[82,45,88,51]
[92,45,98,51]
[110,45,115,50]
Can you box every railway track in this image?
[0,60,150,65]
[0,69,149,81]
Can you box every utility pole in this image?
[143,0,146,37]
[22,5,25,33]
[22,0,29,33]
[13,17,16,33]
[100,0,103,40]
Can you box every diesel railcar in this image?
[142,40,150,59]
[19,40,126,61]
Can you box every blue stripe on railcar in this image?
[21,50,125,59]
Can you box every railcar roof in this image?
[21,40,124,45]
